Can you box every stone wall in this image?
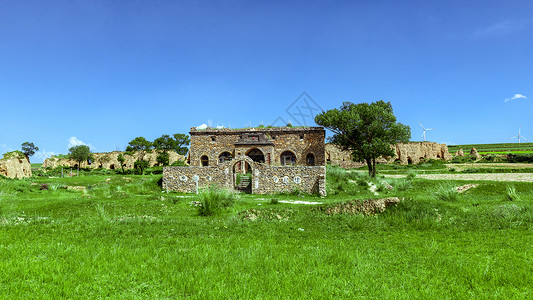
[325,142,452,166]
[42,151,186,170]
[163,156,326,195]
[188,127,325,167]
[0,151,32,178]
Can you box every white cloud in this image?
[0,143,14,155]
[475,20,526,38]
[504,94,527,103]
[68,136,87,148]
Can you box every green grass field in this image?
[448,142,533,154]
[1,167,532,298]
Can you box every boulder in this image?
[455,149,464,157]
[0,151,32,178]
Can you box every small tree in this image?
[315,100,410,177]
[134,159,150,175]
[117,153,126,173]
[156,151,170,166]
[68,145,92,169]
[21,142,39,159]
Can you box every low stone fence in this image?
[163,158,326,195]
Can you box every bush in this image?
[406,171,417,180]
[394,179,412,191]
[507,153,533,163]
[434,184,458,202]
[196,186,237,216]
[504,186,520,201]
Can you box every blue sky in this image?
[1,0,532,162]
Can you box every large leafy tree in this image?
[153,133,190,165]
[68,145,93,168]
[126,137,152,160]
[21,142,39,158]
[315,101,410,177]
[172,133,190,155]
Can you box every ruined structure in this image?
[164,127,326,195]
[325,142,452,166]
[0,151,32,178]
[390,142,452,165]
[42,151,186,170]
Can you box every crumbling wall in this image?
[326,142,452,166]
[0,151,32,178]
[391,142,452,165]
[42,151,186,170]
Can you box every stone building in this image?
[164,126,326,195]
[187,127,326,167]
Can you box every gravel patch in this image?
[384,173,533,182]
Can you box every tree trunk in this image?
[366,158,373,177]
[371,158,376,177]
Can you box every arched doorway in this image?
[218,152,233,164]
[232,160,252,193]
[306,153,315,166]
[201,155,209,166]
[246,148,265,163]
[280,150,296,166]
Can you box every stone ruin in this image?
[391,142,452,165]
[0,151,32,178]
[42,151,186,170]
[164,126,327,195]
[325,141,452,166]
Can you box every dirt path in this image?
[385,173,533,182]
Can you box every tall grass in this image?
[434,183,458,202]
[196,186,237,216]
[504,186,520,201]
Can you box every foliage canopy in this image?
[315,100,410,177]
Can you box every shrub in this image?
[394,179,412,191]
[507,153,533,163]
[269,198,279,205]
[434,184,458,202]
[196,186,237,216]
[504,186,520,201]
[406,171,417,180]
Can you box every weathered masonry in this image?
[163,127,326,195]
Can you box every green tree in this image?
[68,145,93,169]
[156,151,170,166]
[315,101,410,177]
[172,133,190,155]
[21,142,39,158]
[126,137,152,160]
[117,153,126,173]
[153,135,176,151]
[134,159,150,174]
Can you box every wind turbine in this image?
[419,122,435,141]
[509,126,528,144]
[38,148,51,161]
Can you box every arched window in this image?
[201,155,209,166]
[306,153,315,166]
[246,148,265,163]
[218,152,233,163]
[280,151,296,166]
